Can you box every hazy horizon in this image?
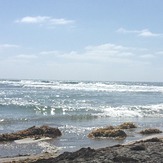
[1,0,163,82]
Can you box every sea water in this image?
[0,79,163,157]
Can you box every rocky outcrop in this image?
[0,125,62,142]
[34,137,163,163]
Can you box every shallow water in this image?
[0,80,163,157]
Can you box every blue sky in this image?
[0,0,163,81]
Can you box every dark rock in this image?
[130,144,146,151]
[139,128,162,135]
[29,139,163,163]
[143,137,162,142]
[0,125,61,142]
[105,129,127,138]
[113,156,139,162]
[56,147,95,160]
[35,147,96,163]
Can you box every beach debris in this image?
[0,125,62,142]
[139,128,162,135]
[117,122,137,129]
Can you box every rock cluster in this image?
[88,122,136,139]
[0,123,163,163]
[88,122,163,140]
[0,125,62,141]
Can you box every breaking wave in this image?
[1,79,163,93]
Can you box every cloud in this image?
[2,43,154,66]
[40,50,60,55]
[16,54,38,59]
[1,42,162,81]
[0,44,20,49]
[140,54,155,59]
[138,29,161,37]
[117,27,162,37]
[39,43,146,65]
[83,43,134,61]
[156,51,163,55]
[39,43,162,71]
[15,16,74,26]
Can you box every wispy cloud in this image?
[140,54,155,59]
[156,51,163,55]
[0,44,20,49]
[117,27,162,37]
[1,42,162,81]
[1,42,158,68]
[39,43,149,65]
[83,44,134,61]
[40,50,60,55]
[15,16,74,26]
[2,43,155,66]
[16,54,38,59]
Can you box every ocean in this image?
[0,79,163,157]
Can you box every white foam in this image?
[15,137,51,144]
[0,97,40,107]
[96,103,163,118]
[60,125,94,135]
[38,141,60,154]
[1,80,163,93]
[20,81,163,93]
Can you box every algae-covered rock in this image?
[88,126,114,138]
[104,129,127,138]
[0,125,62,142]
[117,122,137,129]
[139,128,162,135]
[88,126,127,139]
[88,122,137,139]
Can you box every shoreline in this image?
[35,134,163,163]
[0,134,163,163]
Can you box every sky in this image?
[0,0,163,82]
